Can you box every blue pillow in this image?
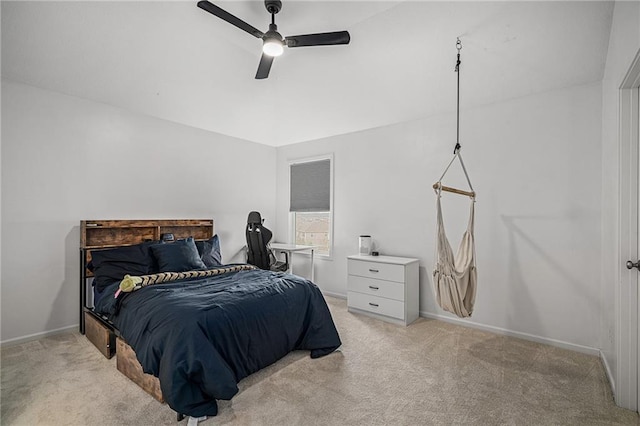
[151,237,206,273]
[89,242,156,291]
[195,235,223,268]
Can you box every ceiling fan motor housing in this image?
[265,24,283,40]
[265,0,282,14]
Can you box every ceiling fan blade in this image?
[197,1,264,39]
[285,31,350,48]
[255,53,274,79]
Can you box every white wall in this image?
[0,80,276,343]
[276,82,603,352]
[600,1,640,391]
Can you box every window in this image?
[290,156,333,256]
[294,212,331,255]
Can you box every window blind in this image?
[290,159,331,212]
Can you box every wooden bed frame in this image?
[80,219,215,404]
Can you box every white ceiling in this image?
[1,1,614,146]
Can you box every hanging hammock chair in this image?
[433,179,477,318]
[432,39,477,318]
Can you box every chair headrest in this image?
[247,211,263,225]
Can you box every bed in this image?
[80,219,341,418]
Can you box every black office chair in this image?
[246,211,288,272]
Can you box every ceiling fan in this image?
[197,0,351,79]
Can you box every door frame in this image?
[617,48,640,411]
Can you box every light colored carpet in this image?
[1,296,638,425]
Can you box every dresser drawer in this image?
[347,275,405,301]
[348,259,405,283]
[347,291,405,320]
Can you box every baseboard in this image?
[600,349,616,396]
[322,290,347,300]
[420,311,600,356]
[0,324,78,347]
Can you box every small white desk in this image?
[270,243,317,281]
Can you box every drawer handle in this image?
[368,269,379,273]
[369,302,379,307]
[368,285,379,290]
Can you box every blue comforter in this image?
[95,267,341,417]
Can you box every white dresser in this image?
[347,254,419,326]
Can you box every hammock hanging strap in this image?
[436,150,474,193]
[433,38,475,199]
[454,38,462,155]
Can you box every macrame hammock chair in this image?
[432,39,477,318]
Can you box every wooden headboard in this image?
[81,219,214,249]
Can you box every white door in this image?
[635,86,639,413]
[617,44,640,412]
[619,76,640,411]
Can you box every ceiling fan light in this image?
[263,38,284,57]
